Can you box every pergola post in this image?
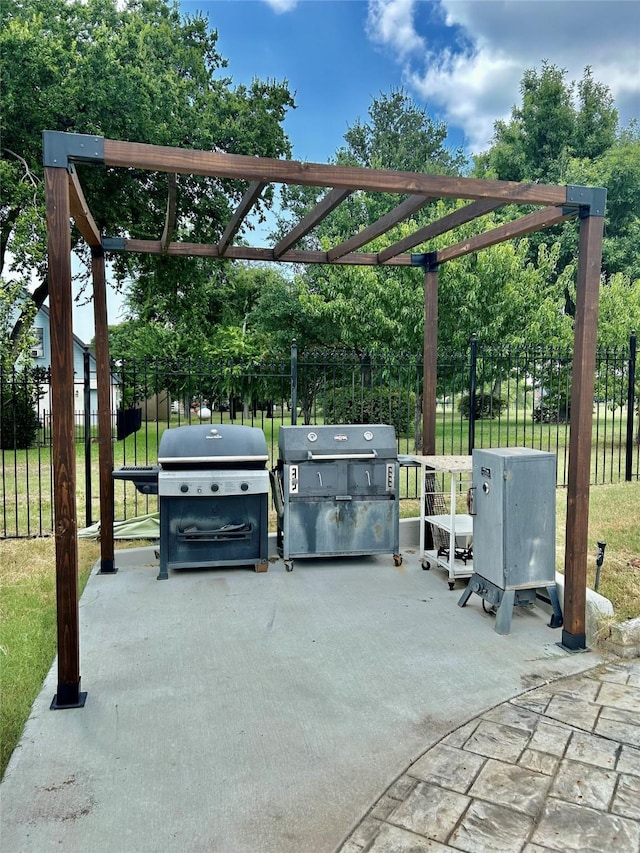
[45,165,86,709]
[420,255,439,455]
[562,204,605,651]
[92,247,116,573]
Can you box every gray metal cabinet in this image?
[458,447,563,634]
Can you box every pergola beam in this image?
[68,165,101,248]
[102,238,414,265]
[436,205,577,263]
[102,138,568,205]
[160,173,177,252]
[377,199,504,263]
[273,187,351,258]
[218,180,265,254]
[327,193,432,261]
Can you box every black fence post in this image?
[626,330,637,482]
[83,347,92,527]
[291,339,298,426]
[468,333,478,455]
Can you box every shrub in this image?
[322,384,415,434]
[0,380,41,449]
[459,392,506,420]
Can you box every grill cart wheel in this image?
[393,554,403,566]
[422,559,431,570]
[285,560,294,572]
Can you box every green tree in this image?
[475,63,618,183]
[1,0,294,361]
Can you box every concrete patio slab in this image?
[1,546,604,853]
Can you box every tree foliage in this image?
[1,0,294,359]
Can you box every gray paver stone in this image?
[550,758,617,810]
[388,781,470,843]
[468,757,551,816]
[531,798,640,851]
[409,743,485,793]
[612,773,640,820]
[366,822,459,852]
[566,730,620,769]
[463,720,531,763]
[448,799,534,853]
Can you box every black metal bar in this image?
[291,340,298,426]
[83,347,92,527]
[468,334,477,455]
[626,331,637,482]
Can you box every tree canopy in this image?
[0,0,294,360]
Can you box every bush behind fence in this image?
[1,336,638,538]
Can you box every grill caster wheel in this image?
[448,581,455,590]
[393,554,403,567]
[285,560,294,572]
[421,559,431,570]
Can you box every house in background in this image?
[31,302,120,418]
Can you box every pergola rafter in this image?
[42,130,606,709]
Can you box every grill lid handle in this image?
[305,450,379,461]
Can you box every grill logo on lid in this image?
[333,434,348,441]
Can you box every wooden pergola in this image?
[43,130,606,708]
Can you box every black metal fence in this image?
[1,334,638,538]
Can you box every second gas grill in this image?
[274,424,401,571]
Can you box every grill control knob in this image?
[211,483,219,492]
[180,484,189,493]
[240,482,249,492]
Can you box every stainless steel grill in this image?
[274,424,401,572]
[113,424,270,579]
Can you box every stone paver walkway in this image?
[338,660,640,853]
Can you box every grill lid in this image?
[158,424,268,468]
[278,424,397,462]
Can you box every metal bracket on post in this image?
[563,185,607,219]
[42,131,105,168]
[411,251,439,272]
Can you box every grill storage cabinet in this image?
[275,425,401,571]
[458,447,563,634]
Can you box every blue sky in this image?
[179,0,640,162]
[73,0,640,339]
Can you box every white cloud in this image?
[366,0,425,58]
[367,0,640,153]
[262,0,298,13]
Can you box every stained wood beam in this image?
[273,188,351,258]
[45,165,84,709]
[377,199,504,263]
[68,165,101,248]
[102,139,567,206]
[160,173,177,253]
[563,212,605,650]
[218,181,265,254]
[328,194,432,261]
[104,238,414,266]
[436,205,577,264]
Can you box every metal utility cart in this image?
[458,447,563,634]
[410,455,473,588]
